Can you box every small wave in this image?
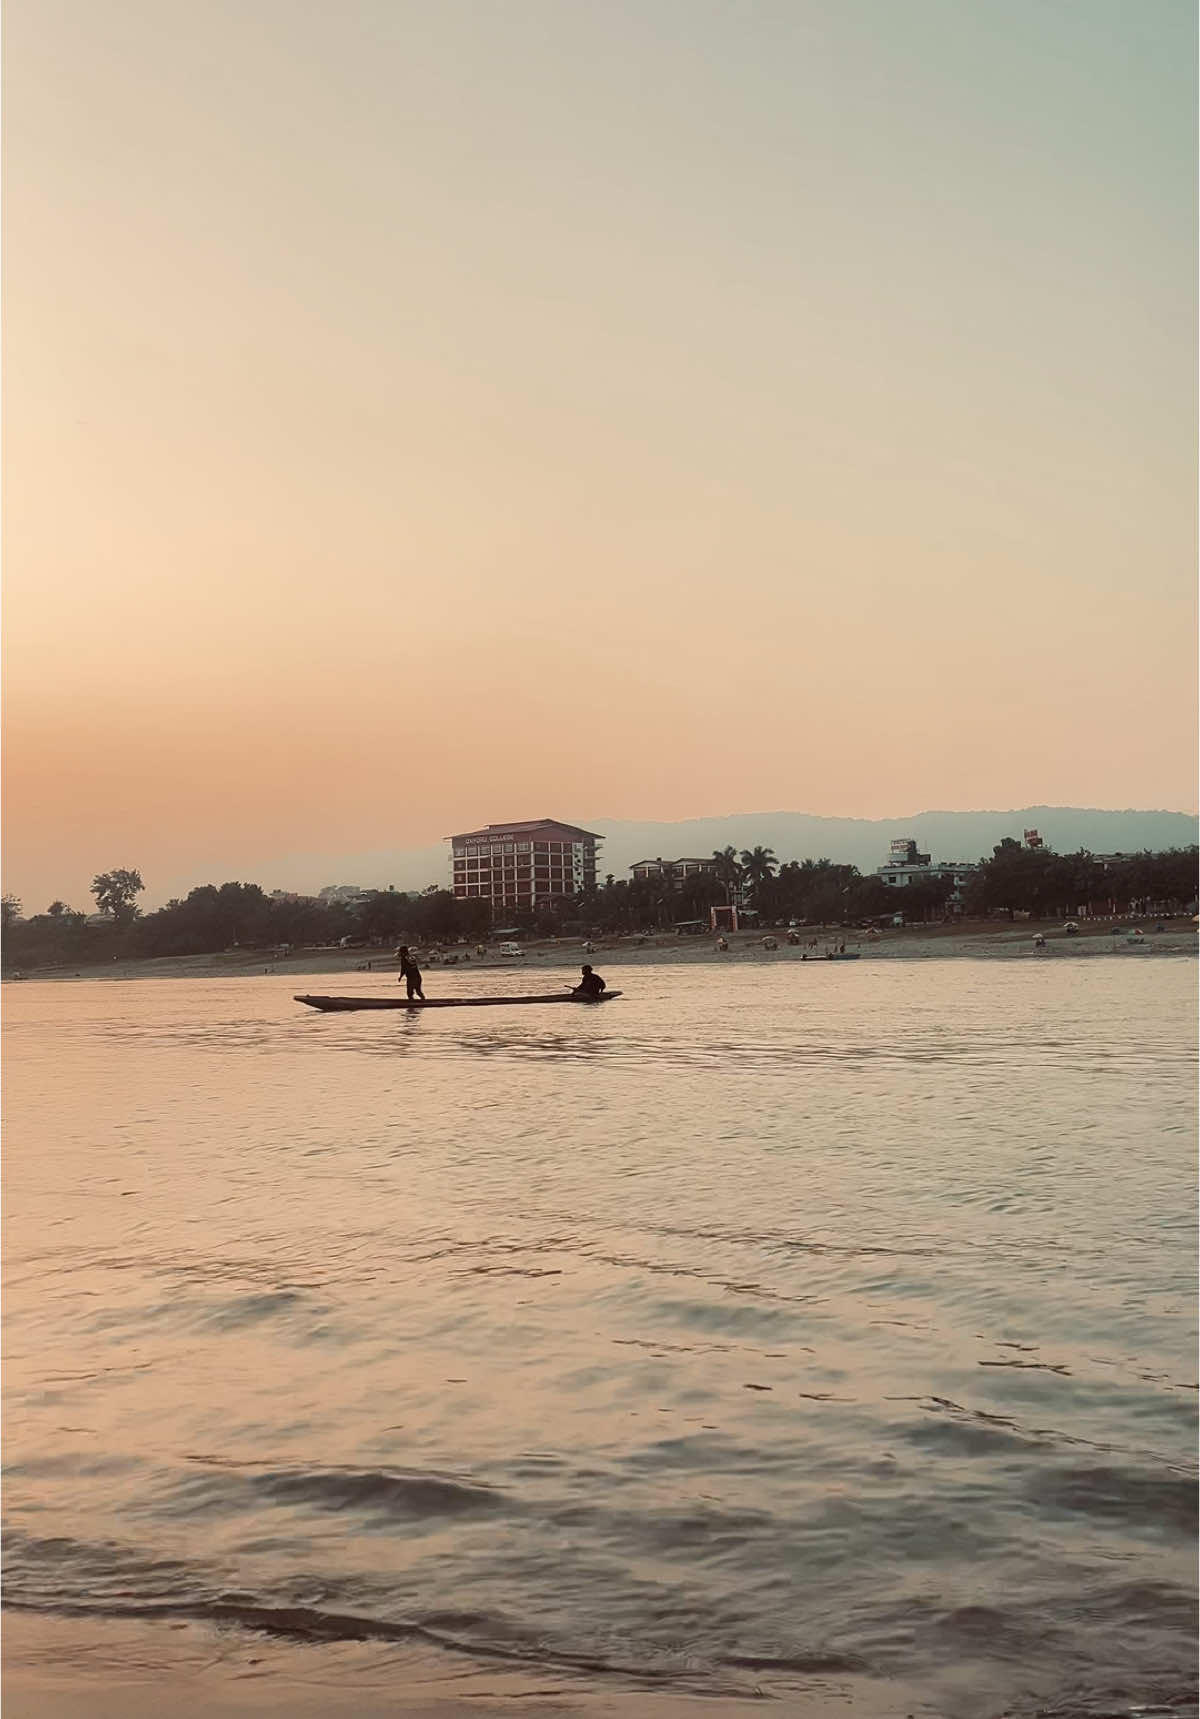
[1006,1694,1198,1719]
[721,1648,862,1672]
[0,1593,764,1696]
[895,1396,1198,1474]
[180,1460,507,1523]
[1025,1465,1198,1536]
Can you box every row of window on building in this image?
[457,841,581,858]
[628,857,716,884]
[448,820,600,905]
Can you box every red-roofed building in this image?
[448,820,602,914]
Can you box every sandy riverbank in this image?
[5,918,1195,984]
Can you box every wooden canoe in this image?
[295,991,622,1013]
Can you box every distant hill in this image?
[220,807,1197,903]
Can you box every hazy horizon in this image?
[6,801,1197,916]
[4,1,1196,910]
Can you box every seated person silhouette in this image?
[572,964,606,997]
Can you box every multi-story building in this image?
[629,856,718,887]
[449,820,601,915]
[874,838,976,910]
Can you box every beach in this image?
[7,917,1196,986]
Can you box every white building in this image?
[874,838,976,910]
[318,885,373,908]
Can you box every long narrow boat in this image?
[295,991,622,1013]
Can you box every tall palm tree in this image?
[739,846,778,891]
[738,846,778,916]
[710,847,744,903]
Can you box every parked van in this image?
[498,941,524,957]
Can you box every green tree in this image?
[893,873,955,924]
[91,869,145,924]
[357,889,413,944]
[775,858,861,924]
[677,870,725,921]
[846,875,893,920]
[739,846,778,914]
[739,846,778,887]
[963,840,1033,918]
[133,882,270,956]
[2,894,22,928]
[1102,847,1198,914]
[710,847,744,901]
[410,888,465,943]
[962,840,1102,920]
[46,900,68,918]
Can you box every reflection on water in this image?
[3,960,1197,1715]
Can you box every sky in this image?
[4,0,1196,910]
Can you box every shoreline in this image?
[0,1609,1018,1719]
[4,919,1196,984]
[3,1607,1192,1719]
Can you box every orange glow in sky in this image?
[4,0,1196,909]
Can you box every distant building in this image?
[874,838,976,911]
[889,838,931,867]
[318,884,372,908]
[449,820,601,915]
[629,856,718,887]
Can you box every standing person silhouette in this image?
[397,946,425,1001]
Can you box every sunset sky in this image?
[4,0,1196,910]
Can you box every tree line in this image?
[1,871,494,970]
[2,843,1195,971]
[588,842,1197,932]
[958,839,1197,922]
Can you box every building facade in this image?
[629,856,718,887]
[874,837,976,910]
[449,820,601,915]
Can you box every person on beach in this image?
[573,964,606,997]
[397,946,425,1000]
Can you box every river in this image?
[3,958,1196,1717]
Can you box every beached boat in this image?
[295,991,622,1013]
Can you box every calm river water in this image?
[3,959,1196,1718]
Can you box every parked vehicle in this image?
[498,941,524,957]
